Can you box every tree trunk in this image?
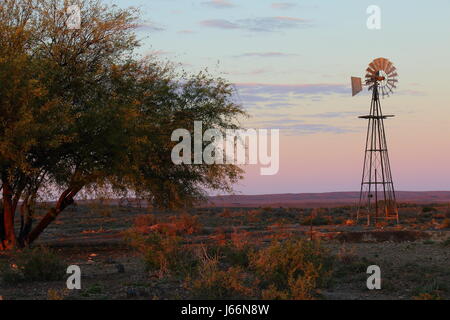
[1,179,16,250]
[17,194,35,248]
[26,187,80,245]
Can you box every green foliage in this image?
[0,0,246,246]
[0,247,65,284]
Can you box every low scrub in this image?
[188,250,254,299]
[126,231,197,278]
[250,239,333,300]
[0,247,66,285]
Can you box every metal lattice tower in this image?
[352,58,399,225]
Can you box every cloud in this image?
[178,29,195,34]
[302,111,360,118]
[233,83,349,110]
[200,16,310,32]
[201,19,239,29]
[251,119,355,135]
[145,50,172,56]
[237,83,349,96]
[271,2,297,10]
[224,68,269,76]
[203,0,235,9]
[136,22,165,32]
[234,52,298,58]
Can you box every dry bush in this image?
[170,213,202,235]
[231,228,252,249]
[247,209,262,223]
[127,232,197,278]
[47,289,69,300]
[188,247,254,299]
[250,239,333,300]
[441,218,450,229]
[413,292,442,300]
[128,214,158,235]
[212,227,230,246]
[337,245,358,264]
[1,247,65,285]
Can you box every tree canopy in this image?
[0,0,245,249]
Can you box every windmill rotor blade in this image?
[387,65,396,75]
[374,58,383,70]
[386,81,397,91]
[369,62,379,71]
[384,61,393,73]
[380,58,388,71]
[388,83,397,89]
[366,67,376,75]
[362,58,398,98]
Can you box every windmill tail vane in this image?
[351,57,399,226]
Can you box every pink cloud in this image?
[203,0,235,9]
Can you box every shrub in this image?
[208,241,252,268]
[300,216,329,226]
[188,250,253,299]
[171,213,202,235]
[441,219,450,229]
[413,292,442,300]
[0,247,65,284]
[441,238,450,247]
[250,239,333,300]
[422,206,437,213]
[47,289,68,300]
[134,214,158,229]
[136,233,198,277]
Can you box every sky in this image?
[109,0,450,195]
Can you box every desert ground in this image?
[0,194,449,300]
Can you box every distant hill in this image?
[206,191,450,208]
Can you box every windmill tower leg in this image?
[357,84,399,225]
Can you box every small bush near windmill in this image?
[249,239,333,300]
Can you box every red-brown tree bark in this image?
[1,178,16,249]
[25,186,81,245]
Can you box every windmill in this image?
[352,57,399,225]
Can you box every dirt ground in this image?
[0,203,449,300]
